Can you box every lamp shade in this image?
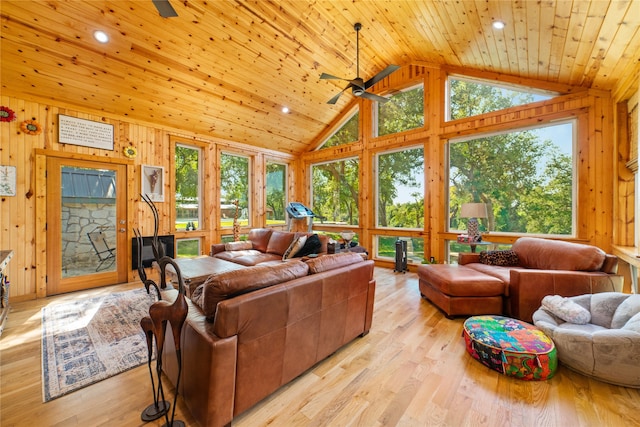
[460,203,488,219]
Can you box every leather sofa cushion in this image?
[191,261,309,320]
[266,231,296,256]
[512,237,605,271]
[248,228,273,252]
[215,250,282,266]
[305,252,363,274]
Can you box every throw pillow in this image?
[282,235,307,260]
[224,241,252,251]
[541,295,591,324]
[293,234,322,257]
[479,250,519,266]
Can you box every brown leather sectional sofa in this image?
[161,230,374,427]
[419,237,623,322]
[209,228,330,266]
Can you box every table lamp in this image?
[460,203,488,242]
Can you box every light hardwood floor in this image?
[2,267,640,427]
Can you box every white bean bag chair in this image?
[532,292,640,387]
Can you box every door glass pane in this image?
[61,166,117,277]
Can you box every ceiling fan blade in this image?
[320,73,346,80]
[364,65,401,89]
[327,83,356,104]
[152,0,178,18]
[359,91,392,103]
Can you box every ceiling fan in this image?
[152,0,178,18]
[320,23,400,105]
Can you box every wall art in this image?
[0,166,16,196]
[141,165,164,202]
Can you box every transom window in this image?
[319,110,359,149]
[447,75,556,121]
[375,84,424,137]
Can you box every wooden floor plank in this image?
[2,268,640,426]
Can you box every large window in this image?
[175,144,201,231]
[311,157,359,225]
[376,84,424,137]
[220,153,250,228]
[447,76,555,121]
[266,161,287,225]
[448,121,575,236]
[376,147,424,228]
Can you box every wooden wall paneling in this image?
[34,151,47,299]
[359,99,373,251]
[614,101,634,246]
[427,70,444,263]
[577,106,593,242]
[253,153,266,229]
[593,94,615,251]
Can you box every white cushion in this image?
[282,235,307,260]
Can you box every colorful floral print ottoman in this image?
[462,315,557,380]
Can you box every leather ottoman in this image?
[418,264,505,318]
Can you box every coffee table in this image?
[160,255,245,297]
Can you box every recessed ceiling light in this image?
[492,21,505,30]
[282,106,290,114]
[93,30,109,43]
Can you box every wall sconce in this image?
[461,203,488,242]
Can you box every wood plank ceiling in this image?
[2,1,639,154]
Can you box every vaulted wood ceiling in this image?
[2,1,639,154]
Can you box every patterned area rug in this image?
[41,287,157,402]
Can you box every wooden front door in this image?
[46,157,128,295]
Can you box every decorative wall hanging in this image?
[58,114,114,150]
[20,119,42,135]
[0,106,17,122]
[142,165,164,202]
[124,146,138,159]
[0,166,17,196]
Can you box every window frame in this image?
[372,82,425,138]
[445,74,558,122]
[309,155,360,227]
[374,144,425,230]
[265,159,288,227]
[446,119,578,238]
[219,151,252,230]
[174,142,203,232]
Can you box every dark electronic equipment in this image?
[394,238,408,273]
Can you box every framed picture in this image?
[141,165,164,202]
[0,166,16,196]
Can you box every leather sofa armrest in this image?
[210,243,226,256]
[509,269,622,323]
[459,253,480,265]
[601,254,619,274]
[161,289,238,427]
